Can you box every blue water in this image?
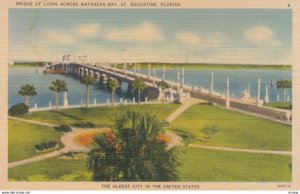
[8,67,131,108]
[139,68,292,101]
[8,67,292,108]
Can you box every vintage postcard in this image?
[0,0,299,191]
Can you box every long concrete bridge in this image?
[51,56,292,124]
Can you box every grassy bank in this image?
[21,104,180,127]
[9,146,291,182]
[170,104,291,151]
[265,102,292,110]
[8,119,63,162]
[177,147,291,182]
[116,63,291,70]
[9,156,91,181]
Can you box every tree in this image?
[18,84,37,106]
[49,80,67,112]
[107,79,119,106]
[276,80,292,102]
[132,78,147,104]
[88,111,179,181]
[157,80,170,100]
[80,75,96,109]
[8,103,29,116]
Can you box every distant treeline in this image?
[115,62,291,70]
[11,61,52,67]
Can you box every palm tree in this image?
[157,80,170,99]
[107,79,119,106]
[18,84,37,106]
[132,78,147,104]
[80,75,96,109]
[49,80,67,112]
[276,80,292,101]
[88,111,179,181]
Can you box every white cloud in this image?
[76,23,101,38]
[45,31,76,45]
[106,22,163,42]
[205,32,226,47]
[244,26,281,47]
[175,31,226,48]
[175,31,201,45]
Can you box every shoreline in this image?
[8,63,292,70]
[116,63,292,70]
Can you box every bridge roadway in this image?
[54,63,292,124]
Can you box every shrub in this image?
[8,103,29,116]
[35,141,58,152]
[72,121,95,128]
[54,124,72,132]
[201,124,218,139]
[199,101,214,106]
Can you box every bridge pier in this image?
[90,70,94,77]
[226,76,230,108]
[264,85,269,103]
[148,63,151,78]
[134,63,137,75]
[63,91,69,108]
[257,77,261,106]
[153,69,156,87]
[248,82,251,97]
[163,65,166,80]
[211,72,214,94]
[95,72,101,82]
[181,68,185,88]
[177,70,180,92]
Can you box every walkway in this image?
[8,150,64,169]
[8,116,57,127]
[166,97,202,123]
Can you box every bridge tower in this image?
[83,55,87,65]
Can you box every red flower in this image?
[105,131,116,144]
[156,134,170,143]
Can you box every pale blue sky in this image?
[9,9,292,64]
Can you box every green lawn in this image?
[170,105,291,151]
[265,102,292,110]
[9,156,91,181]
[21,104,180,127]
[177,147,291,182]
[8,147,291,182]
[8,119,63,162]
